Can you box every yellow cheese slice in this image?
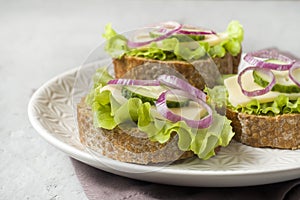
[224,71,300,107]
[170,101,207,120]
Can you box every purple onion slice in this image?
[155,89,213,129]
[238,66,276,97]
[177,25,216,35]
[289,62,300,87]
[157,75,206,101]
[108,79,160,86]
[244,49,295,71]
[127,21,182,48]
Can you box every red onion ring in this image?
[127,21,182,48]
[244,49,296,71]
[157,75,206,101]
[289,62,300,87]
[178,26,216,35]
[238,66,276,97]
[155,90,213,129]
[108,79,160,86]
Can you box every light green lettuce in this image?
[223,20,244,56]
[102,23,129,58]
[236,95,300,115]
[86,69,235,160]
[206,20,244,57]
[102,21,244,60]
[209,44,226,58]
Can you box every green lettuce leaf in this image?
[204,85,227,107]
[92,67,113,88]
[174,42,206,61]
[102,23,117,40]
[102,23,129,58]
[86,76,235,160]
[226,20,244,43]
[235,95,300,116]
[223,20,244,56]
[224,39,241,57]
[127,37,207,61]
[127,44,177,61]
[85,67,113,106]
[209,44,226,58]
[191,110,234,159]
[90,89,117,129]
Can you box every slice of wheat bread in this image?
[226,108,300,149]
[77,98,194,164]
[113,51,241,90]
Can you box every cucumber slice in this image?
[121,85,190,108]
[171,34,205,42]
[264,59,287,65]
[253,70,300,93]
[149,31,205,41]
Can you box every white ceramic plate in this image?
[28,67,300,187]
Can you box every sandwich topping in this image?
[86,68,234,160]
[222,49,300,115]
[102,21,244,61]
[238,49,297,97]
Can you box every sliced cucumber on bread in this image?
[253,69,300,93]
[121,85,190,108]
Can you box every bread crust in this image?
[226,108,300,149]
[77,99,194,164]
[113,51,241,90]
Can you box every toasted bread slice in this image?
[226,108,300,149]
[77,98,194,164]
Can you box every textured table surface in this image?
[1,1,300,199]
